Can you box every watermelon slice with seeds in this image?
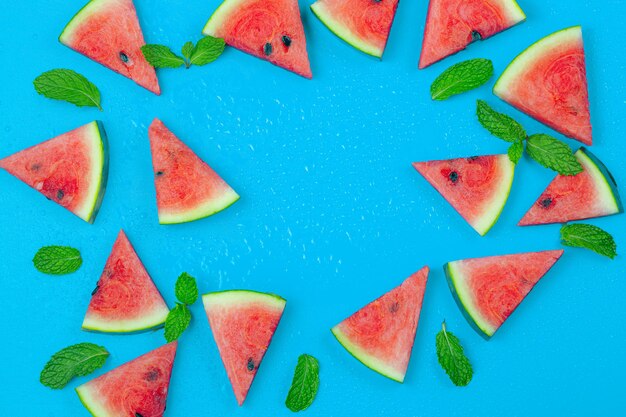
[413,155,515,236]
[203,0,312,78]
[445,250,563,339]
[494,26,592,145]
[202,290,286,405]
[148,119,239,224]
[519,148,622,226]
[83,230,169,333]
[76,341,177,417]
[0,121,108,223]
[419,0,526,68]
[310,0,399,58]
[60,0,160,95]
[332,266,429,382]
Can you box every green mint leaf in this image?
[285,354,320,412]
[141,45,185,68]
[175,272,198,305]
[436,321,473,387]
[526,134,583,175]
[33,246,82,275]
[508,140,524,164]
[190,36,226,66]
[40,343,109,389]
[33,69,102,110]
[430,58,493,100]
[182,41,194,61]
[164,303,192,342]
[561,223,617,259]
[476,100,526,142]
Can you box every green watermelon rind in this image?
[310,2,389,59]
[158,188,240,225]
[202,0,248,36]
[577,147,623,214]
[330,325,406,383]
[472,155,516,236]
[82,121,109,224]
[202,289,286,309]
[81,306,169,334]
[76,384,111,417]
[59,0,109,45]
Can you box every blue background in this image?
[1,0,624,415]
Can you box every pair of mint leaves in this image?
[141,36,225,69]
[164,272,199,342]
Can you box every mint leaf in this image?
[190,36,226,66]
[430,58,493,100]
[561,223,617,259]
[33,246,82,275]
[476,100,526,142]
[141,45,185,68]
[175,272,198,305]
[164,303,192,342]
[40,343,109,389]
[285,354,320,412]
[33,69,102,110]
[436,321,473,387]
[508,140,524,164]
[526,134,583,175]
[182,41,194,61]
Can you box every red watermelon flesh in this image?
[419,0,526,68]
[83,230,170,333]
[148,119,239,224]
[310,0,399,58]
[331,267,429,382]
[203,0,312,78]
[494,26,592,145]
[202,290,286,405]
[76,342,177,417]
[519,148,623,226]
[60,0,160,95]
[0,121,108,223]
[445,250,563,339]
[413,155,515,236]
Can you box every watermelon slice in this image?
[310,0,399,58]
[519,148,622,226]
[83,230,169,333]
[76,341,177,417]
[202,0,312,78]
[0,121,108,224]
[419,0,526,68]
[445,250,563,339]
[60,0,160,95]
[412,155,515,236]
[202,290,286,405]
[331,267,429,382]
[148,119,239,224]
[494,26,592,145]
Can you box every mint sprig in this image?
[431,59,493,101]
[33,246,82,275]
[285,354,320,412]
[33,69,102,110]
[476,100,583,174]
[435,321,473,387]
[190,36,226,66]
[164,272,199,342]
[561,223,617,259]
[40,343,109,389]
[142,36,225,70]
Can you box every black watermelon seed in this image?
[471,31,482,41]
[389,302,400,313]
[155,171,164,177]
[135,413,144,417]
[448,171,459,183]
[145,368,161,381]
[540,198,553,208]
[373,0,383,3]
[263,43,273,56]
[120,52,129,63]
[31,163,41,171]
[91,285,99,296]
[247,358,255,371]
[281,35,292,47]
[56,190,65,200]
[467,156,479,161]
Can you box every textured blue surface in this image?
[1,0,625,415]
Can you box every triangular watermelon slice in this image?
[60,0,160,95]
[445,250,564,339]
[419,0,526,68]
[76,342,177,416]
[310,0,399,58]
[0,121,108,224]
[519,148,623,226]
[202,290,286,405]
[494,26,592,145]
[148,119,239,224]
[331,267,429,382]
[83,230,170,333]
[413,155,515,236]
[203,0,312,78]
